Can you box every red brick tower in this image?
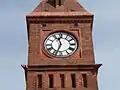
[23,0,102,90]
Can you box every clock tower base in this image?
[22,64,102,90]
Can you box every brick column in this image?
[76,73,83,88]
[43,72,49,89]
[65,72,72,88]
[54,72,61,89]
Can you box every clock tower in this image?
[22,0,102,90]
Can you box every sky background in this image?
[0,0,120,90]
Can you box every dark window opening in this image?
[71,9,75,11]
[38,74,42,88]
[44,9,48,12]
[59,0,61,6]
[47,0,56,7]
[60,74,65,88]
[82,74,87,87]
[71,74,76,88]
[42,23,46,27]
[49,74,54,88]
[74,23,78,27]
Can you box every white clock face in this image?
[44,32,78,57]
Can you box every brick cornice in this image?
[27,64,102,71]
[26,15,93,24]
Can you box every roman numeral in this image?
[59,52,63,56]
[46,44,52,46]
[53,35,57,39]
[65,35,73,41]
[53,50,58,56]
[66,50,69,54]
[70,43,76,46]
[68,39,73,42]
[65,35,68,39]
[47,47,53,51]
[48,39,53,42]
[59,33,62,38]
[68,47,74,51]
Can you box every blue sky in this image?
[0,0,120,90]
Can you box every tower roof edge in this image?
[26,0,93,16]
[26,11,93,17]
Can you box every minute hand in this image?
[55,39,62,55]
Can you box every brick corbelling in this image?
[26,16,93,23]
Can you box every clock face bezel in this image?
[43,31,78,58]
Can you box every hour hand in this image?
[58,41,62,50]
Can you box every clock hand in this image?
[55,39,62,55]
[56,33,62,43]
